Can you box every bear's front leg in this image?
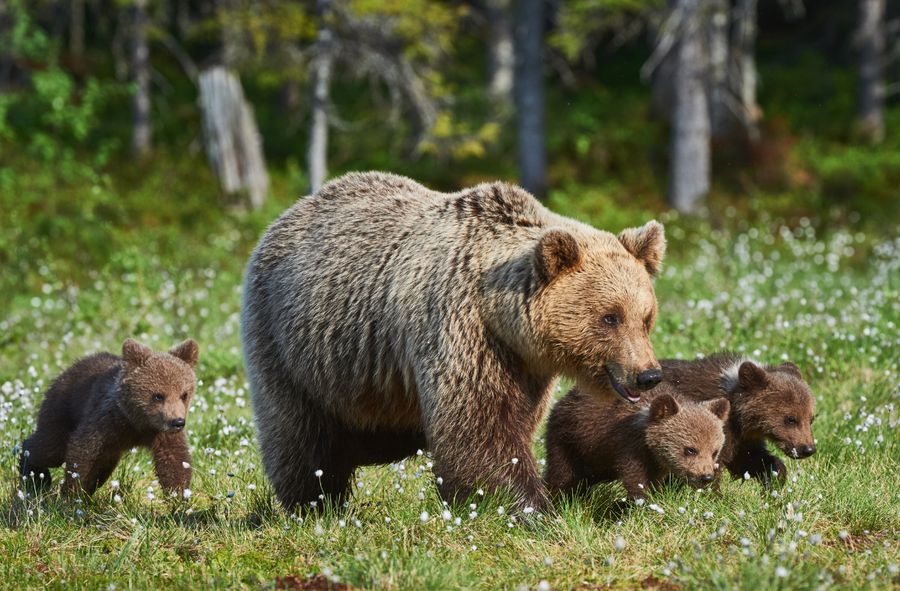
[426,364,551,514]
[616,457,653,501]
[727,439,786,485]
[63,426,116,495]
[151,430,192,494]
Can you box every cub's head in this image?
[533,220,666,403]
[730,361,817,459]
[644,394,730,489]
[119,338,199,433]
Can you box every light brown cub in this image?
[544,384,729,500]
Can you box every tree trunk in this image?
[307,0,333,194]
[131,0,152,159]
[486,0,514,104]
[668,0,710,214]
[218,0,242,68]
[70,0,85,60]
[514,0,547,199]
[707,0,730,138]
[733,0,760,141]
[857,0,885,143]
[199,66,270,208]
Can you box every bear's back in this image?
[39,352,121,428]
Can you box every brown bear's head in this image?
[119,338,199,433]
[730,361,817,459]
[644,394,729,489]
[532,220,665,403]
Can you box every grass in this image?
[0,171,897,590]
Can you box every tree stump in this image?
[198,66,269,209]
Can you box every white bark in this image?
[668,0,710,214]
[857,0,885,142]
[514,0,547,199]
[199,67,270,209]
[487,0,514,103]
[131,0,152,158]
[708,0,730,138]
[308,0,333,194]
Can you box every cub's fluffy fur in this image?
[19,339,198,495]
[242,171,666,511]
[660,353,816,482]
[544,384,729,500]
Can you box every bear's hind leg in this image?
[19,429,67,489]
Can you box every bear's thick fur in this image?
[544,385,729,500]
[660,353,816,483]
[241,172,666,512]
[19,339,199,495]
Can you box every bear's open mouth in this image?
[606,368,640,403]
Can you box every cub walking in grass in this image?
[19,338,199,495]
[660,354,816,483]
[544,385,730,500]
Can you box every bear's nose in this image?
[635,368,663,391]
[699,474,715,484]
[170,418,186,430]
[797,444,816,458]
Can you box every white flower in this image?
[182,462,191,469]
[110,480,120,490]
[442,510,452,521]
[744,472,751,480]
[113,494,122,503]
[182,488,192,499]
[314,469,323,478]
[775,566,789,578]
[420,511,429,522]
[614,536,626,552]
[510,457,519,465]
[16,490,25,501]
[497,506,505,515]
[537,580,550,591]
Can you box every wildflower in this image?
[182,488,192,499]
[614,536,626,552]
[315,469,323,478]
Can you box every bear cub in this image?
[544,385,730,501]
[660,353,816,483]
[19,338,199,495]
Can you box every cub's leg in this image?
[543,436,579,496]
[152,430,193,494]
[63,426,118,495]
[615,456,653,501]
[19,425,68,489]
[727,440,787,484]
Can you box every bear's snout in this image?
[635,368,663,391]
[169,418,186,431]
[793,443,816,458]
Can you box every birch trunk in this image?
[668,0,710,214]
[857,0,885,143]
[307,0,333,194]
[514,0,547,199]
[199,67,270,209]
[487,0,514,104]
[733,0,760,140]
[131,0,152,159]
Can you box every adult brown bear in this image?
[241,172,665,512]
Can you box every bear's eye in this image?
[785,416,798,426]
[602,314,620,327]
[180,392,189,402]
[684,447,698,456]
[152,393,165,402]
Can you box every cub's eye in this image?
[785,416,798,426]
[602,314,620,327]
[152,393,165,402]
[684,447,698,457]
[180,392,189,402]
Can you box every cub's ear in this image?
[778,362,802,380]
[703,398,731,421]
[535,230,581,283]
[738,361,768,391]
[617,220,666,277]
[169,339,200,367]
[649,393,679,422]
[122,338,153,367]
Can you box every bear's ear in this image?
[778,362,802,380]
[122,338,153,367]
[169,339,199,367]
[738,361,768,391]
[617,220,666,277]
[649,394,679,422]
[534,230,581,283]
[702,397,731,421]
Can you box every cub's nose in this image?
[699,474,715,484]
[635,368,663,391]
[797,444,816,458]
[169,418,186,430]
